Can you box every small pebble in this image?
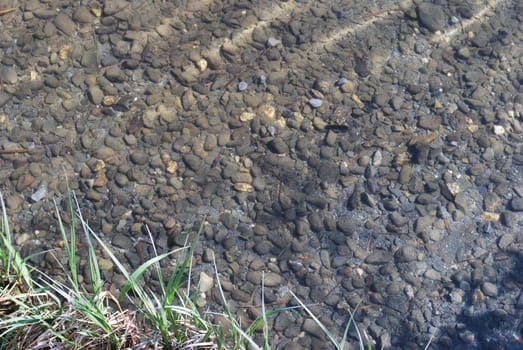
[30,185,47,202]
[238,81,248,92]
[335,77,348,86]
[309,98,323,108]
[267,37,281,47]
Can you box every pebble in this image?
[88,86,104,105]
[497,233,513,250]
[336,217,355,235]
[238,81,248,91]
[364,250,392,265]
[395,246,418,262]
[424,268,441,280]
[72,6,95,23]
[199,272,214,293]
[481,282,498,297]
[509,198,523,211]
[417,3,447,32]
[0,67,18,84]
[54,13,76,35]
[268,138,289,154]
[308,98,323,108]
[112,233,133,250]
[6,194,24,210]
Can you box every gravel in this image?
[1,0,523,349]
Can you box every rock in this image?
[302,318,324,339]
[54,13,76,35]
[497,234,514,250]
[364,250,392,265]
[424,268,441,280]
[6,194,24,210]
[105,66,128,83]
[481,282,498,297]
[337,217,356,235]
[395,246,417,262]
[112,233,133,250]
[72,6,95,23]
[98,258,114,271]
[16,174,34,192]
[130,150,149,165]
[183,154,202,171]
[510,198,523,211]
[0,67,18,84]
[268,138,289,154]
[93,146,116,161]
[199,272,214,293]
[417,3,447,32]
[88,86,104,104]
[414,216,434,234]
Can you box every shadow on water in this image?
[432,251,523,350]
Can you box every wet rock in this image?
[183,154,202,171]
[395,246,417,262]
[337,217,355,235]
[497,234,513,250]
[0,67,18,84]
[16,174,35,192]
[414,216,434,234]
[268,138,289,154]
[365,250,392,265]
[417,3,447,32]
[72,6,95,23]
[6,194,24,210]
[509,197,523,211]
[54,13,76,35]
[112,233,133,250]
[481,282,498,297]
[88,86,104,105]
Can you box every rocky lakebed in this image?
[1,0,523,348]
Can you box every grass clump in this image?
[0,190,264,349]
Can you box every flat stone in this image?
[199,272,214,293]
[112,233,133,250]
[481,282,498,297]
[54,13,76,35]
[424,268,441,280]
[365,250,392,265]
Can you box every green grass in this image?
[0,189,380,349]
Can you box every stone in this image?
[268,138,289,154]
[130,151,149,165]
[337,217,355,235]
[88,86,104,104]
[112,233,133,250]
[395,246,417,262]
[199,272,214,293]
[510,198,523,211]
[365,251,392,265]
[414,216,434,234]
[481,282,498,297]
[55,13,76,35]
[72,6,95,23]
[417,3,447,32]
